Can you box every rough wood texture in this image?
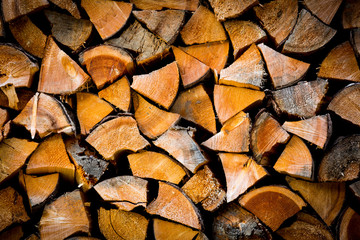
[0,88,34,110]
[2,0,49,22]
[0,225,24,240]
[153,218,200,240]
[98,76,131,112]
[304,0,342,25]
[209,0,258,22]
[351,28,360,57]
[130,0,199,11]
[342,0,360,29]
[339,207,360,240]
[258,43,310,89]
[48,0,81,18]
[283,9,337,55]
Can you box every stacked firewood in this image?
[0,0,359,239]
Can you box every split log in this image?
[239,185,306,231]
[39,189,91,240]
[153,127,208,173]
[153,218,200,240]
[130,0,199,11]
[0,88,34,110]
[48,0,81,18]
[146,181,203,229]
[81,0,132,40]
[98,76,131,112]
[201,186,227,212]
[180,5,227,45]
[254,0,298,47]
[0,225,24,240]
[219,44,266,90]
[224,20,266,59]
[303,0,342,25]
[209,0,258,22]
[283,9,337,55]
[257,43,310,89]
[250,111,290,165]
[2,0,49,22]
[85,116,150,161]
[133,93,180,139]
[214,84,265,124]
[128,151,186,184]
[171,84,216,134]
[351,28,360,57]
[338,207,360,240]
[318,135,360,182]
[342,0,360,29]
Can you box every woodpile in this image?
[0,0,360,239]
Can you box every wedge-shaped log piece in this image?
[146,181,203,229]
[342,0,360,29]
[0,138,38,184]
[171,85,216,133]
[132,62,179,110]
[86,116,150,160]
[130,0,199,11]
[107,20,170,66]
[98,207,148,240]
[0,187,29,232]
[272,79,328,118]
[98,76,131,112]
[351,28,360,57]
[304,0,342,25]
[251,111,290,165]
[202,112,251,153]
[45,10,92,52]
[318,41,360,82]
[2,0,49,22]
[254,0,298,46]
[274,136,313,180]
[339,207,360,240]
[38,37,90,94]
[286,176,345,226]
[81,0,132,40]
[318,135,360,182]
[219,153,267,202]
[13,93,74,138]
[214,85,265,124]
[40,190,90,240]
[153,127,208,173]
[209,0,258,22]
[283,9,336,55]
[219,44,266,89]
[153,218,200,240]
[133,10,185,44]
[128,151,186,184]
[258,43,310,89]
[0,88,34,111]
[48,0,81,18]
[239,185,306,231]
[282,114,332,149]
[133,93,180,139]
[224,20,266,59]
[76,92,113,135]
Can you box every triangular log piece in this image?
[0,138,38,184]
[0,88,34,111]
[283,9,337,55]
[318,41,360,82]
[39,189,91,240]
[133,93,180,139]
[202,111,251,153]
[146,181,203,229]
[351,28,360,57]
[94,176,148,211]
[172,46,210,88]
[276,212,334,240]
[171,84,216,134]
[212,203,272,239]
[107,20,170,66]
[153,218,200,240]
[258,43,310,89]
[303,0,342,25]
[98,207,148,240]
[38,37,90,94]
[273,136,314,180]
[214,84,265,124]
[65,138,109,192]
[13,93,74,138]
[130,0,199,11]
[133,10,185,44]
[180,5,226,45]
[272,79,328,118]
[318,135,360,182]
[224,20,266,59]
[9,16,47,58]
[26,134,75,183]
[250,111,290,165]
[0,225,24,240]
[76,92,113,135]
[239,185,306,231]
[286,176,345,226]
[0,44,39,88]
[44,10,92,52]
[342,0,360,29]
[2,0,49,22]
[153,127,208,173]
[131,61,179,110]
[0,187,29,232]
[219,153,268,202]
[81,0,132,40]
[79,45,135,89]
[339,207,360,240]
[86,116,150,161]
[350,180,360,201]
[48,0,81,18]
[209,0,258,22]
[254,0,298,47]
[219,44,266,90]
[98,76,131,112]
[128,151,186,184]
